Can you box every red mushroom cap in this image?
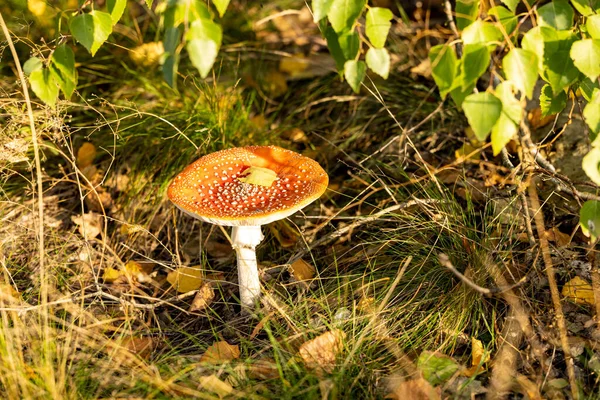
[167,146,329,226]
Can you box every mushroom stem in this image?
[231,225,264,307]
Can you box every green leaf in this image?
[365,47,390,79]
[583,89,600,139]
[417,351,460,386]
[501,0,519,12]
[588,15,600,39]
[164,0,210,28]
[163,26,181,54]
[344,60,366,93]
[580,200,600,241]
[583,148,600,186]
[570,39,600,79]
[107,0,126,24]
[324,26,346,72]
[213,0,230,17]
[537,0,574,30]
[29,68,59,107]
[541,28,579,95]
[69,11,113,56]
[450,80,476,109]
[491,82,520,155]
[495,81,521,123]
[570,0,600,16]
[455,0,480,31]
[339,31,359,60]
[540,84,567,117]
[580,76,600,101]
[460,43,489,91]
[50,44,77,98]
[327,0,366,33]
[461,20,502,49]
[163,54,179,88]
[488,6,517,36]
[462,92,502,140]
[312,0,334,22]
[503,48,538,99]
[429,44,457,99]
[145,0,152,7]
[23,57,43,75]
[522,26,545,71]
[186,18,222,78]
[365,7,393,48]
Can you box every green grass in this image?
[0,2,538,398]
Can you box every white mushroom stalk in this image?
[231,225,263,307]
[168,146,328,309]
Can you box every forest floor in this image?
[1,1,600,399]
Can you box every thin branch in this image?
[528,178,579,400]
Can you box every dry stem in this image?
[528,179,579,400]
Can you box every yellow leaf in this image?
[263,71,288,97]
[455,143,481,161]
[562,276,595,306]
[290,258,316,281]
[190,282,215,312]
[298,329,346,374]
[238,166,278,187]
[200,341,241,364]
[199,375,234,398]
[279,54,309,77]
[77,142,96,168]
[269,219,299,248]
[71,212,102,240]
[103,267,122,283]
[167,266,203,293]
[463,337,489,377]
[385,377,441,400]
[129,42,164,67]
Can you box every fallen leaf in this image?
[281,127,309,143]
[167,266,203,293]
[279,54,309,77]
[544,227,571,247]
[298,329,346,374]
[250,114,267,130]
[238,166,278,187]
[190,282,215,312]
[0,283,21,304]
[410,58,431,78]
[71,212,102,240]
[263,71,288,98]
[85,189,113,212]
[463,338,489,377]
[120,223,145,235]
[129,41,164,67]
[103,261,153,283]
[562,276,595,306]
[289,258,316,281]
[386,377,441,400]
[200,341,241,364]
[269,219,299,248]
[199,375,235,398]
[119,336,155,359]
[248,358,280,380]
[455,143,481,161]
[103,267,122,283]
[528,107,555,130]
[417,351,460,386]
[77,142,96,168]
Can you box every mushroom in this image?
[167,145,328,307]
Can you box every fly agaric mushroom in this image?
[168,145,328,307]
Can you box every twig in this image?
[288,199,440,263]
[437,253,527,296]
[587,244,600,334]
[528,178,579,400]
[443,0,462,57]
